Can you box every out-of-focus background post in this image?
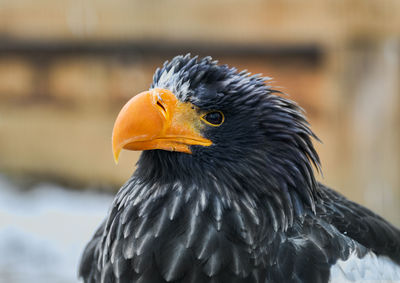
[0,1,399,282]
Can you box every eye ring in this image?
[200,111,225,127]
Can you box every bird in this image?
[79,54,400,283]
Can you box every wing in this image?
[317,184,400,265]
[79,220,105,283]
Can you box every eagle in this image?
[79,54,400,283]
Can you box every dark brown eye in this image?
[201,111,224,126]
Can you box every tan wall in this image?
[1,0,400,44]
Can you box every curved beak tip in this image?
[113,145,121,165]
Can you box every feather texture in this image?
[79,55,400,283]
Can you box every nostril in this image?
[156,100,167,114]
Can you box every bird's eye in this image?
[201,111,224,127]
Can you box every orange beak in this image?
[112,88,212,163]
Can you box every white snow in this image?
[0,175,114,283]
[329,251,400,282]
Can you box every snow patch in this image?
[0,175,113,283]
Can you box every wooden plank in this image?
[1,0,399,45]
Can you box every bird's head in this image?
[112,55,320,209]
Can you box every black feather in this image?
[79,54,400,283]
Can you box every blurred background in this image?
[0,0,399,282]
